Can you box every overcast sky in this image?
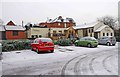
[0,0,119,25]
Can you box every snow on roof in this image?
[5,25,25,31]
[95,25,107,32]
[73,22,98,30]
[0,25,5,31]
[51,16,74,23]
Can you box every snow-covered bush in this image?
[57,39,72,46]
[2,40,31,52]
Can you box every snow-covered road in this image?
[2,43,119,75]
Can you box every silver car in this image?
[98,36,116,46]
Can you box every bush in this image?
[57,39,72,46]
[53,40,59,45]
[2,40,32,52]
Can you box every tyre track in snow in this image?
[61,48,118,75]
[102,52,118,75]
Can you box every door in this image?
[83,29,88,37]
[94,32,98,39]
[2,31,6,40]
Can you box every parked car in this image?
[74,37,98,48]
[31,38,54,53]
[98,36,116,46]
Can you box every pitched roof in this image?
[47,16,75,23]
[6,21,16,26]
[73,22,98,30]
[94,25,107,32]
[5,25,25,31]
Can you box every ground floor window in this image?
[107,33,109,36]
[111,33,112,36]
[103,33,105,36]
[13,31,18,36]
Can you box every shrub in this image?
[2,40,31,52]
[53,40,59,45]
[57,39,72,46]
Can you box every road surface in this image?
[2,43,118,75]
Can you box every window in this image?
[103,33,105,36]
[107,33,109,36]
[39,35,42,38]
[89,29,90,33]
[53,31,57,36]
[59,31,62,33]
[53,31,56,34]
[111,33,112,36]
[31,35,34,38]
[13,31,18,36]
[91,29,94,32]
[58,23,60,26]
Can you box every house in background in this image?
[72,22,114,39]
[5,21,27,40]
[27,27,67,40]
[39,16,76,28]
[27,21,114,40]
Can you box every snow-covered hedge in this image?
[54,39,73,46]
[2,40,32,52]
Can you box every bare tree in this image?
[97,16,117,29]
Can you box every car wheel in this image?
[36,48,39,54]
[106,42,110,46]
[75,43,78,46]
[112,44,115,46]
[50,50,54,53]
[87,43,92,48]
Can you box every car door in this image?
[101,37,107,44]
[32,39,39,50]
[78,38,84,46]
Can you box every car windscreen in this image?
[41,38,52,42]
[89,37,96,41]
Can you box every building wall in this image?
[6,31,26,40]
[87,28,94,37]
[94,22,104,31]
[27,28,49,38]
[40,22,74,28]
[99,26,114,37]
[77,30,83,38]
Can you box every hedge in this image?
[2,40,32,52]
[54,39,73,46]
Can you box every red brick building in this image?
[39,16,76,28]
[5,21,27,40]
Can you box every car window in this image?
[80,38,85,41]
[41,38,52,42]
[90,38,96,41]
[34,39,39,43]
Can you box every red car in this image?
[31,38,54,53]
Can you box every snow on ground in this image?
[1,43,119,75]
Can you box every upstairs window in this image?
[58,23,60,26]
